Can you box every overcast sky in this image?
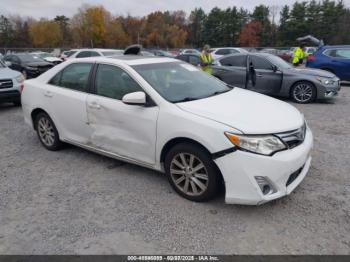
[1,0,350,19]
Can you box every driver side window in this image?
[94,64,143,100]
[250,56,273,70]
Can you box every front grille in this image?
[275,123,306,149]
[286,165,304,187]
[0,79,13,89]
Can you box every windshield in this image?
[37,53,51,58]
[267,55,292,69]
[17,54,45,63]
[132,62,231,103]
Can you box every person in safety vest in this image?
[292,43,307,67]
[200,44,213,74]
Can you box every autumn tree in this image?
[29,19,62,47]
[239,21,263,47]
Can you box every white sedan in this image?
[21,56,313,205]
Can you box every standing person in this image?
[292,43,307,67]
[200,45,213,74]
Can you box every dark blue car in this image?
[306,45,350,81]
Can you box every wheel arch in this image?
[159,137,225,186]
[31,108,50,130]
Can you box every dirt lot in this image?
[0,86,349,255]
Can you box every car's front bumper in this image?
[316,80,341,99]
[214,128,313,205]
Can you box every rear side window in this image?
[76,51,91,58]
[216,49,231,55]
[94,64,143,100]
[336,49,350,58]
[250,56,272,70]
[89,51,101,57]
[220,55,247,67]
[324,49,350,59]
[49,63,93,92]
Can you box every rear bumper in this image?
[215,128,313,205]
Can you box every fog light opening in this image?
[255,176,276,196]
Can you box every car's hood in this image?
[44,57,62,62]
[176,88,304,134]
[287,67,335,78]
[0,67,21,79]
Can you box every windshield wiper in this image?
[174,97,199,103]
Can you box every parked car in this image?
[31,51,63,65]
[60,50,77,61]
[306,45,350,81]
[3,53,54,79]
[148,50,175,58]
[259,48,279,55]
[0,59,24,106]
[22,56,313,205]
[212,53,340,103]
[175,53,201,66]
[179,49,201,55]
[210,47,248,60]
[68,48,124,59]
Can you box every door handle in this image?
[44,91,53,97]
[256,73,263,77]
[88,102,101,109]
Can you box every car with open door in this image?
[22,55,313,205]
[212,53,341,103]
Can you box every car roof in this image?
[76,55,178,66]
[322,45,350,49]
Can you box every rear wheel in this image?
[291,81,316,103]
[164,143,220,202]
[34,112,62,151]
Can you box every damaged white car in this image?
[22,56,313,205]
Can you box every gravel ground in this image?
[0,86,349,255]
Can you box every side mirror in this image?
[272,65,278,72]
[122,91,146,105]
[5,61,11,67]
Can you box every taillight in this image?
[308,55,316,61]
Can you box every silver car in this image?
[0,59,24,106]
[212,53,341,103]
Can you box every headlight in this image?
[225,132,287,156]
[316,76,335,85]
[15,74,24,83]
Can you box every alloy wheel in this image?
[293,83,313,103]
[37,117,56,147]
[170,153,209,196]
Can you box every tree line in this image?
[0,0,349,49]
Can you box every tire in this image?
[291,81,316,104]
[34,112,62,151]
[164,143,220,202]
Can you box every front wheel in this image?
[164,143,220,202]
[291,81,316,103]
[34,112,62,151]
